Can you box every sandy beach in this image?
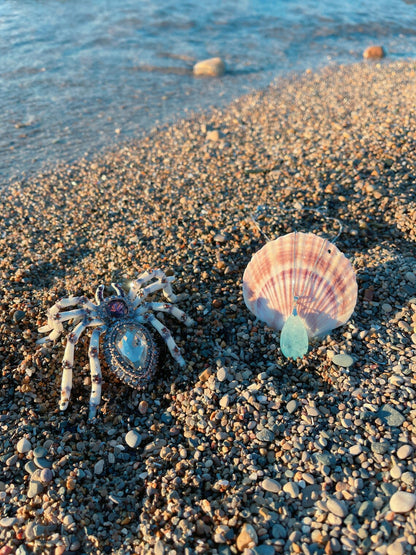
[1,60,416,554]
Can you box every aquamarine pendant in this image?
[280,310,308,359]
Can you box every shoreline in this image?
[1,60,416,554]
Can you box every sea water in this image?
[1,0,416,184]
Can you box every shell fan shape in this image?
[242,232,357,359]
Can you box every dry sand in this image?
[1,60,416,554]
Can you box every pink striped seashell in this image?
[243,232,357,339]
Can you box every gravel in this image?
[1,60,416,553]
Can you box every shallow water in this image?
[1,0,416,184]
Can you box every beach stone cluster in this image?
[1,60,416,553]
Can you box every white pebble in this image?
[390,491,416,513]
[349,444,362,456]
[283,481,299,498]
[390,465,402,480]
[397,444,413,459]
[17,438,32,454]
[326,497,348,517]
[125,429,142,448]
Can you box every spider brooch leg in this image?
[144,301,194,327]
[60,319,90,411]
[143,313,186,366]
[129,269,177,306]
[88,326,106,420]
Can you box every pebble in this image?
[193,57,225,77]
[236,523,258,551]
[138,400,148,415]
[94,459,105,475]
[283,481,299,498]
[256,429,274,442]
[387,539,406,555]
[27,480,43,498]
[286,399,298,414]
[261,478,281,493]
[247,546,275,555]
[363,45,386,59]
[302,485,321,508]
[16,438,32,454]
[217,367,227,382]
[331,353,354,368]
[377,404,405,427]
[349,444,362,456]
[0,517,19,528]
[40,468,53,483]
[397,444,413,459]
[125,429,142,448]
[389,491,416,513]
[326,497,348,518]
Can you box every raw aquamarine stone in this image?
[280,313,308,359]
[116,326,148,368]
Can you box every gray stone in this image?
[40,468,53,483]
[25,521,45,541]
[32,446,47,458]
[248,546,275,555]
[0,517,19,528]
[358,500,374,518]
[16,438,32,454]
[125,429,142,448]
[332,353,354,367]
[94,459,105,475]
[261,478,281,493]
[256,429,274,443]
[381,483,397,496]
[302,485,322,508]
[27,480,43,498]
[272,523,287,539]
[286,399,298,414]
[24,461,37,475]
[34,456,52,469]
[327,497,348,518]
[314,451,336,467]
[371,442,389,454]
[377,404,405,427]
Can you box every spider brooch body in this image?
[38,270,193,419]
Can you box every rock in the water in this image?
[363,45,386,59]
[389,491,416,513]
[236,523,258,551]
[193,57,225,77]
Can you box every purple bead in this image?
[107,300,128,318]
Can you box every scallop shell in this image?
[242,232,357,338]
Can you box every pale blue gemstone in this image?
[116,326,148,368]
[280,313,308,359]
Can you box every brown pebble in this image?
[363,45,386,59]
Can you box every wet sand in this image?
[1,61,416,554]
